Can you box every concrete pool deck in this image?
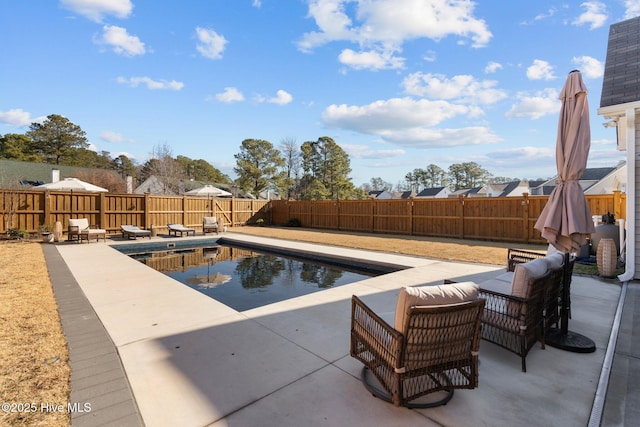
[45,232,627,426]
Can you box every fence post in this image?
[144,193,150,229]
[613,190,623,220]
[99,192,106,229]
[43,191,51,228]
[458,195,465,239]
[408,198,414,236]
[522,193,530,243]
[371,198,375,233]
[231,197,235,227]
[337,199,341,231]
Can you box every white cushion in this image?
[394,282,478,332]
[511,258,548,298]
[545,252,565,270]
[203,217,218,225]
[68,218,89,230]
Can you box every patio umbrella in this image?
[185,185,232,197]
[32,177,108,193]
[533,70,596,353]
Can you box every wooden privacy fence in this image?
[270,192,626,245]
[0,190,269,236]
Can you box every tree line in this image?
[0,114,531,198]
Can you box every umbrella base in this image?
[546,328,596,353]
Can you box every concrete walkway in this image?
[45,233,627,426]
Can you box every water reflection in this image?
[127,244,374,311]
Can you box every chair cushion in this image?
[511,258,548,298]
[203,217,218,225]
[544,252,565,270]
[69,218,89,230]
[394,282,479,333]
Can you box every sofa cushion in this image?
[511,258,548,298]
[479,278,512,295]
[394,282,478,333]
[203,216,218,225]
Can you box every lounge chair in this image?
[350,282,484,408]
[68,218,106,243]
[120,225,152,240]
[167,223,195,237]
[203,216,219,234]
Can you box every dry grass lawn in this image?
[0,241,70,427]
[230,226,547,265]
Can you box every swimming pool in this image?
[115,240,391,311]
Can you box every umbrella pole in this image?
[545,252,596,353]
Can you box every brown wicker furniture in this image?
[203,217,219,234]
[471,250,567,372]
[350,282,484,408]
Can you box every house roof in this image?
[580,167,617,181]
[600,16,640,108]
[394,191,415,199]
[497,181,522,197]
[0,159,123,189]
[416,187,446,197]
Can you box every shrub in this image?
[286,218,301,227]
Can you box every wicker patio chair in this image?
[477,266,562,372]
[350,283,484,408]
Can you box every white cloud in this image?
[268,90,293,105]
[215,87,245,103]
[297,0,492,70]
[402,73,507,105]
[252,0,262,7]
[322,97,501,148]
[60,0,133,23]
[195,27,227,60]
[0,108,42,126]
[526,59,556,80]
[625,0,640,19]
[573,1,607,30]
[116,76,184,90]
[338,48,404,70]
[342,144,406,159]
[572,55,604,78]
[480,146,556,176]
[485,61,503,74]
[100,131,134,143]
[97,25,145,56]
[505,88,559,119]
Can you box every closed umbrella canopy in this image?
[32,177,108,193]
[185,185,232,197]
[533,70,596,353]
[534,70,595,253]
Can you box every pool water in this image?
[122,243,378,311]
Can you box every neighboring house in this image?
[368,190,393,199]
[528,180,554,196]
[449,186,488,198]
[415,187,449,198]
[528,164,627,196]
[487,180,530,197]
[597,16,640,280]
[0,159,124,190]
[392,190,416,199]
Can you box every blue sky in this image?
[0,0,635,187]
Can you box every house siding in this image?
[635,112,640,279]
